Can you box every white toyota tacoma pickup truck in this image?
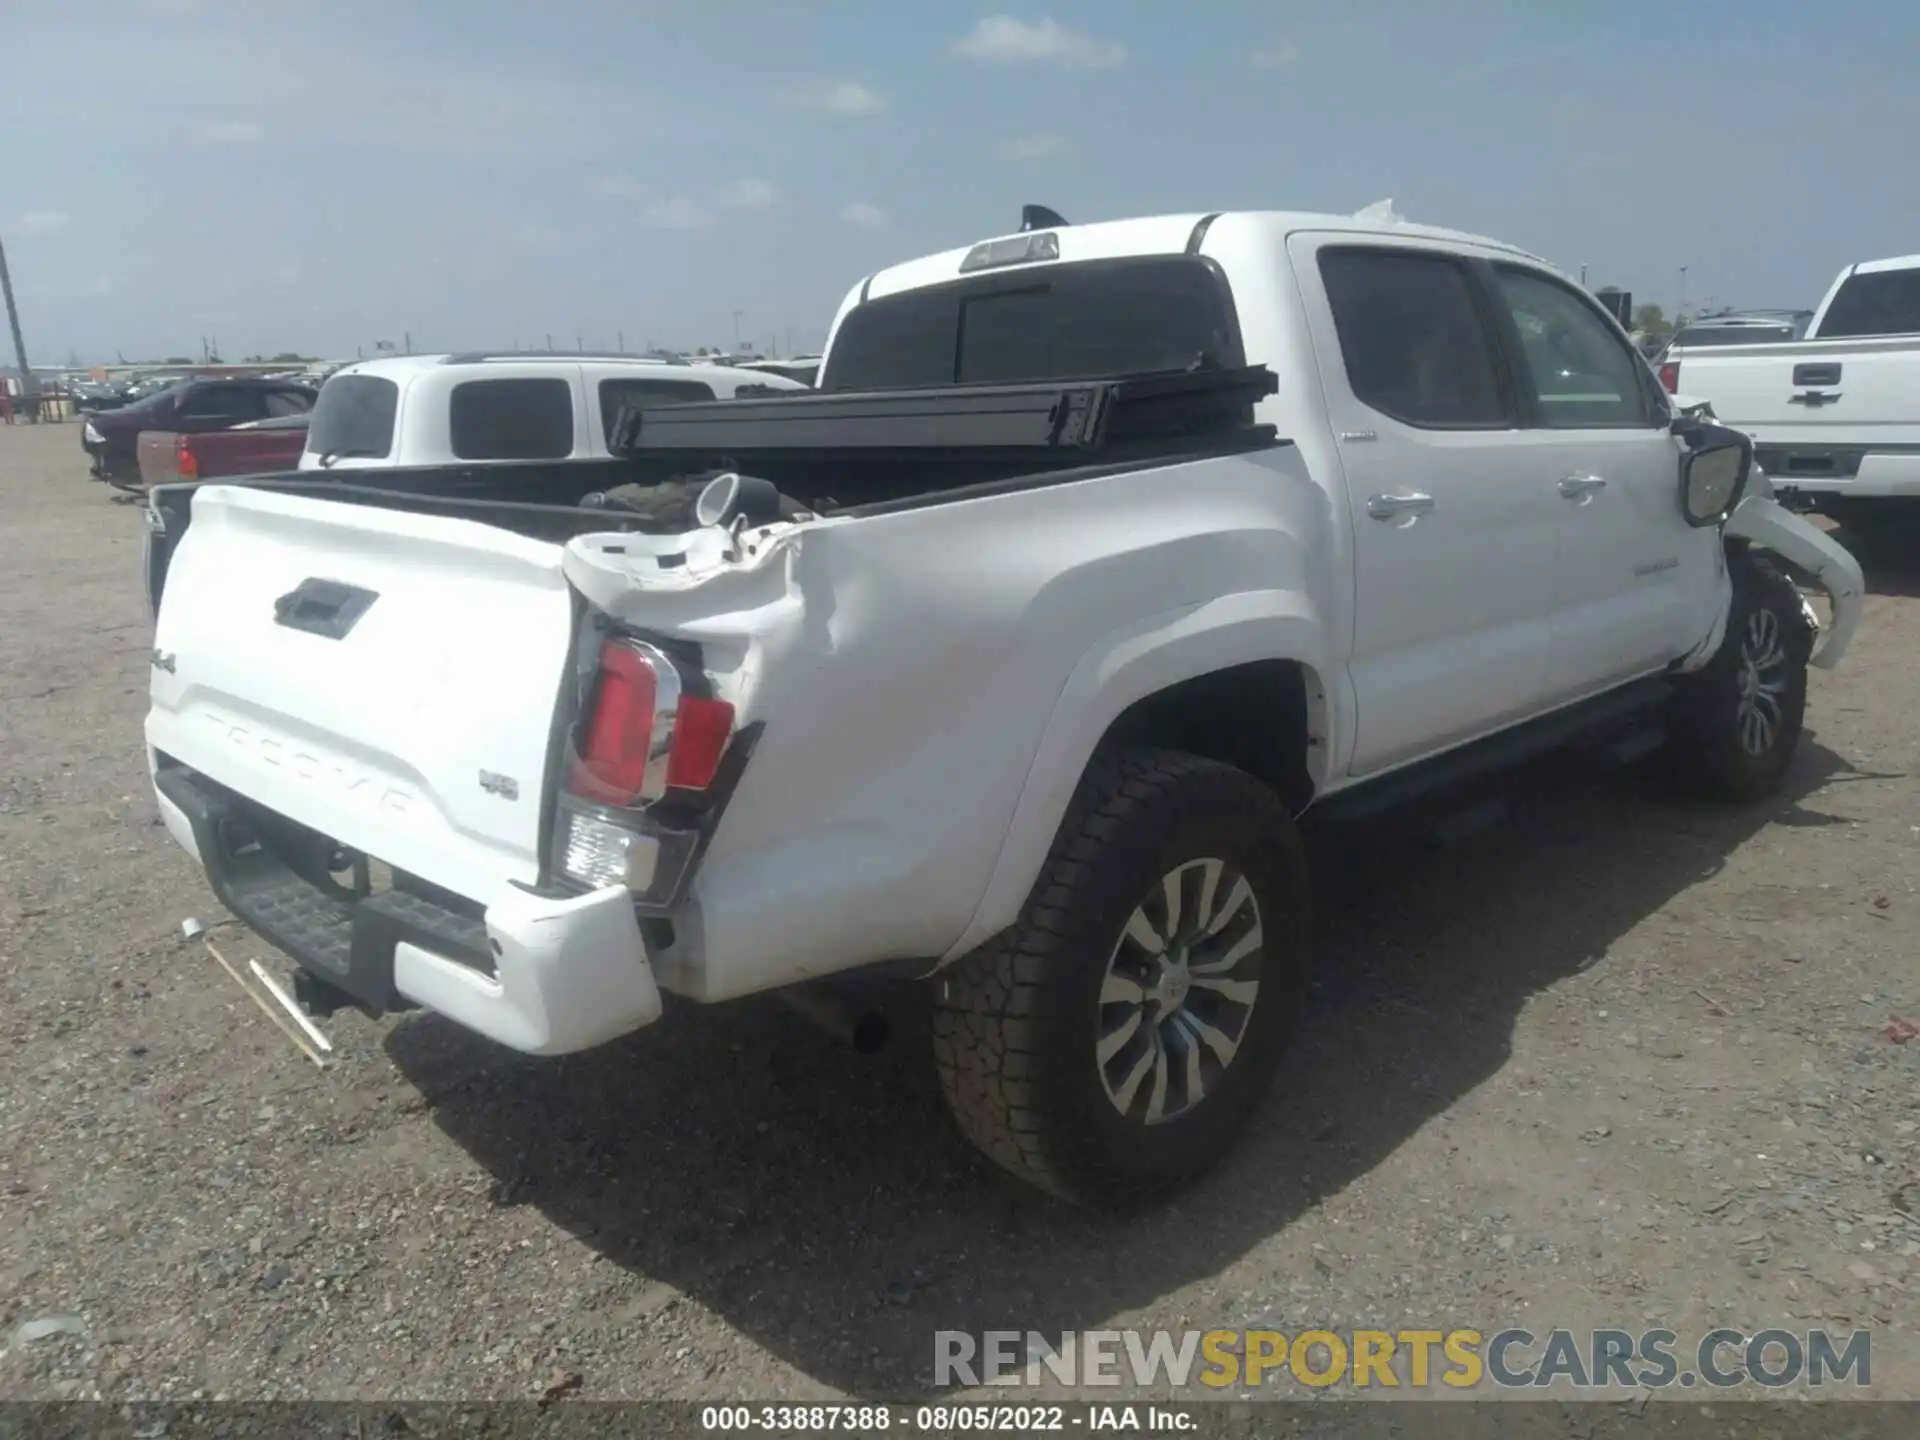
[143,207,1866,1206]
[1660,252,1920,519]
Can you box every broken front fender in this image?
[1723,493,1864,670]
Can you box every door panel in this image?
[1294,238,1562,776]
[1487,264,1722,700]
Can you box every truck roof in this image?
[858,209,1554,302]
[1852,253,1920,275]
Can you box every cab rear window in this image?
[1817,268,1920,338]
[821,256,1244,392]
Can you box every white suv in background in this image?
[297,352,806,471]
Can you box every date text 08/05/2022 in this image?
[700,1404,1197,1432]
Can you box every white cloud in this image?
[952,16,1126,69]
[1250,41,1301,69]
[1001,132,1069,161]
[840,202,888,230]
[641,197,712,230]
[782,80,886,116]
[200,120,264,143]
[716,178,780,210]
[594,175,644,198]
[18,211,71,235]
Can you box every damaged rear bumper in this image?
[153,760,663,1056]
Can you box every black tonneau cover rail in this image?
[607,365,1279,458]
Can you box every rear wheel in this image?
[1660,552,1813,802]
[931,747,1309,1207]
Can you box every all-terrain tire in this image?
[1660,551,1814,802]
[931,746,1310,1208]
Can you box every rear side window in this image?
[263,389,314,418]
[449,378,575,460]
[1492,265,1653,427]
[821,257,1244,392]
[177,385,268,424]
[1816,268,1920,338]
[597,377,716,444]
[1318,249,1509,427]
[306,375,399,459]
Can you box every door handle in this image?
[1367,491,1436,521]
[1558,474,1608,499]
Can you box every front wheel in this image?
[931,747,1309,1208]
[1659,552,1814,802]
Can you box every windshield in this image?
[1817,267,1920,338]
[305,375,399,460]
[820,256,1245,392]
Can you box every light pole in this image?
[1677,265,1689,319]
[0,233,36,408]
[732,310,743,350]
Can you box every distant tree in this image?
[163,355,193,365]
[1631,303,1673,345]
[270,351,307,363]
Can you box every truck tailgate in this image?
[146,484,574,902]
[1674,339,1920,446]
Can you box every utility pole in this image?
[1579,264,1588,287]
[732,310,743,349]
[0,233,36,408]
[1677,265,1689,319]
[617,330,625,353]
[404,331,412,355]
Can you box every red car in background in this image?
[134,413,312,491]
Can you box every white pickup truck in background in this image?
[1660,253,1920,519]
[143,207,1866,1207]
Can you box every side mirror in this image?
[1677,424,1751,527]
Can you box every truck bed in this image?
[145,366,1285,613]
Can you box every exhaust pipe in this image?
[776,985,891,1054]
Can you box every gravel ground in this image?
[0,421,1914,1406]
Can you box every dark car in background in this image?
[81,377,317,486]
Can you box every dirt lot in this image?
[0,420,1914,1406]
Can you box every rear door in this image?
[1484,261,1720,701]
[1292,238,1561,775]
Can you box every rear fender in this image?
[936,592,1330,966]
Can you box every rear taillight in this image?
[1658,360,1679,394]
[175,437,199,480]
[564,639,735,808]
[555,636,741,903]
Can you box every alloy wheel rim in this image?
[1735,607,1790,757]
[1096,857,1263,1126]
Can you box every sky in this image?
[2,0,1915,365]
